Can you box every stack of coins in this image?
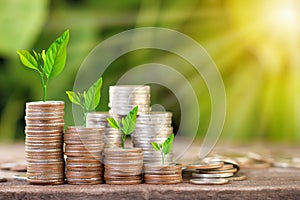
[104,128,122,148]
[25,101,65,185]
[132,112,174,164]
[109,85,151,115]
[104,148,143,184]
[184,159,245,185]
[86,112,122,148]
[86,112,110,128]
[143,163,182,184]
[64,127,104,184]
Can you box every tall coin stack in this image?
[132,112,174,164]
[86,112,122,148]
[104,148,143,184]
[64,127,104,184]
[25,101,65,185]
[108,85,151,115]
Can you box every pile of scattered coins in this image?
[25,101,65,185]
[144,163,182,184]
[184,158,245,185]
[64,127,104,184]
[104,148,143,184]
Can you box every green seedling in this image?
[151,133,175,165]
[107,106,138,149]
[17,30,69,102]
[66,77,102,126]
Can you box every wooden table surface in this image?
[0,142,299,200]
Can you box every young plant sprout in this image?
[17,30,69,102]
[151,133,174,165]
[66,77,102,126]
[107,106,138,149]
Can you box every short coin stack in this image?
[132,112,174,164]
[184,159,245,185]
[143,164,182,184]
[86,112,122,148]
[64,127,104,184]
[25,101,65,185]
[109,85,151,115]
[104,148,143,184]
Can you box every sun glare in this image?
[265,1,300,33]
[276,5,298,27]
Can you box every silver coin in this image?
[13,174,27,181]
[197,168,238,174]
[192,172,234,178]
[190,178,229,185]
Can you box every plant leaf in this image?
[129,106,138,123]
[122,106,138,135]
[107,118,120,129]
[66,91,81,106]
[32,50,39,61]
[84,77,103,111]
[162,133,174,155]
[122,115,136,135]
[151,142,161,151]
[45,29,69,79]
[41,50,46,63]
[16,50,39,72]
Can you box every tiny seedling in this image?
[66,77,103,126]
[107,106,138,149]
[151,133,174,165]
[17,30,69,102]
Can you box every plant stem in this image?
[43,84,47,102]
[40,62,47,102]
[83,112,87,127]
[121,134,126,149]
[161,151,165,165]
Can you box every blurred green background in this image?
[0,0,300,144]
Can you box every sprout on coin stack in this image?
[107,106,138,149]
[143,134,182,184]
[132,112,174,164]
[16,30,69,185]
[104,106,144,184]
[151,134,174,165]
[65,77,105,184]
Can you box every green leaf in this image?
[41,50,46,63]
[16,50,39,72]
[122,106,138,135]
[107,118,120,129]
[122,115,136,135]
[151,142,161,151]
[162,134,174,155]
[32,50,39,61]
[66,91,81,106]
[129,106,138,123]
[84,77,103,111]
[44,29,69,79]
